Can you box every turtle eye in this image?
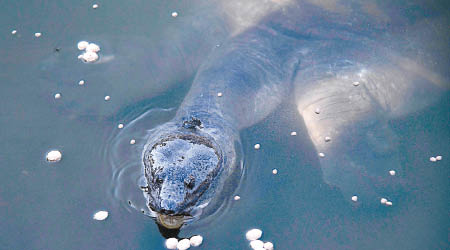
[155,177,164,184]
[184,176,195,189]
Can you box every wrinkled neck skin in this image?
[143,24,300,229]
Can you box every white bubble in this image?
[79,51,99,62]
[217,92,223,97]
[93,210,108,220]
[46,150,62,162]
[352,81,360,86]
[34,32,42,38]
[92,4,99,9]
[77,41,89,50]
[189,235,203,247]
[380,198,387,204]
[290,131,297,136]
[86,43,100,52]
[318,152,325,158]
[118,123,124,129]
[324,136,331,142]
[78,80,85,85]
[263,241,274,250]
[250,240,264,249]
[315,108,320,114]
[272,169,278,175]
[254,144,260,150]
[246,229,262,241]
[11,30,17,35]
[104,95,110,101]
[54,93,61,99]
[351,195,358,202]
[436,155,442,161]
[389,170,396,176]
[234,195,241,201]
[171,12,178,17]
[176,239,190,250]
[165,238,178,249]
[386,201,393,206]
[429,157,437,162]
[130,139,136,145]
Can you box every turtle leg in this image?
[294,54,446,205]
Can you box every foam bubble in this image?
[46,150,62,162]
[250,240,264,249]
[176,239,190,250]
[263,242,274,250]
[77,41,89,50]
[93,210,108,220]
[246,229,262,241]
[165,238,178,249]
[189,235,203,247]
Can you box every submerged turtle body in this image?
[141,0,449,229]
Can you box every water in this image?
[1,1,449,249]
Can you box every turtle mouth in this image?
[157,213,186,229]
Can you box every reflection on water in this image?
[0,0,449,249]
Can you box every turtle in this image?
[104,0,449,232]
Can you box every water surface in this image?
[0,1,449,249]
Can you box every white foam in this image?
[165,238,178,249]
[46,150,62,162]
[77,41,89,50]
[189,235,203,247]
[176,239,190,250]
[246,229,262,241]
[93,210,108,220]
[86,43,100,53]
[250,240,264,249]
[263,241,274,250]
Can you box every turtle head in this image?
[143,133,221,228]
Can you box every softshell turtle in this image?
[110,0,449,230]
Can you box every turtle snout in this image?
[160,200,177,215]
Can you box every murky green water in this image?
[1,1,449,249]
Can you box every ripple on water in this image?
[101,107,176,216]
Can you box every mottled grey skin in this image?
[142,24,300,227]
[142,0,449,228]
